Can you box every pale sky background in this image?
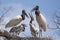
[0,0,60,40]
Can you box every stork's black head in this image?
[34,5,39,10]
[21,10,29,20]
[31,6,40,16]
[21,10,28,20]
[22,10,25,13]
[22,10,29,18]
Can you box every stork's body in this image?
[35,12,46,32]
[30,23,39,37]
[36,12,46,37]
[5,10,28,28]
[29,13,39,37]
[6,15,22,27]
[31,6,47,37]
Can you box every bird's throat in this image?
[21,15,25,20]
[36,13,40,16]
[35,11,40,16]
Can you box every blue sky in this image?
[0,0,60,40]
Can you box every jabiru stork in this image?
[5,10,28,28]
[31,5,47,37]
[29,13,39,37]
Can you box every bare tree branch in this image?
[0,29,21,40]
[0,29,53,40]
[53,11,60,28]
[47,23,60,30]
[0,7,12,23]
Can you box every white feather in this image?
[29,23,39,37]
[5,15,22,28]
[36,13,47,31]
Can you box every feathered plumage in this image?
[9,24,27,35]
[5,10,28,28]
[29,13,39,37]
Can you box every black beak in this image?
[22,10,29,18]
[31,5,39,12]
[24,12,29,18]
[29,13,34,21]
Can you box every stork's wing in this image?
[30,23,37,32]
[5,16,22,28]
[40,14,46,32]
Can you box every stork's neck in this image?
[35,10,40,16]
[21,15,25,20]
[30,20,32,24]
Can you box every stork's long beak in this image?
[22,10,29,18]
[31,5,39,12]
[24,13,29,18]
[29,13,34,21]
[31,7,36,12]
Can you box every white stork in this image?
[29,13,39,37]
[31,6,47,37]
[5,10,28,28]
[9,24,27,35]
